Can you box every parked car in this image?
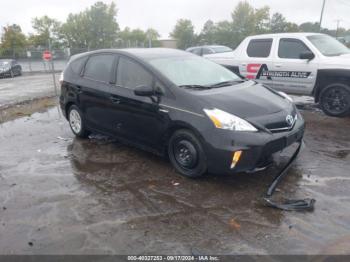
[0,59,22,78]
[206,33,350,117]
[186,45,233,56]
[60,48,305,178]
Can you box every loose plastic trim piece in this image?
[263,141,316,211]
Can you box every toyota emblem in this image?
[286,115,294,126]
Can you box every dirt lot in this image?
[0,100,349,255]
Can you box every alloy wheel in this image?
[69,109,82,134]
[323,86,350,115]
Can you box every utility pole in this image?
[319,0,326,32]
[335,19,342,37]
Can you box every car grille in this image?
[267,113,298,133]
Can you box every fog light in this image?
[230,151,242,169]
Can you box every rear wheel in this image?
[320,83,350,117]
[168,129,207,178]
[68,105,89,138]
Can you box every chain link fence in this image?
[0,48,93,73]
[0,43,161,73]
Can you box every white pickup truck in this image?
[206,33,350,117]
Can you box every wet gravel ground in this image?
[0,73,59,107]
[0,105,349,255]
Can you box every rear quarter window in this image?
[69,56,88,75]
[247,39,273,58]
[83,54,115,82]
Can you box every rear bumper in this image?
[202,117,305,175]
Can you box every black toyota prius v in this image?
[60,48,305,178]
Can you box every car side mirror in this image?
[299,51,315,61]
[134,85,155,97]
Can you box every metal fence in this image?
[0,48,93,73]
[0,44,158,73]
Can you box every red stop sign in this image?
[42,50,52,61]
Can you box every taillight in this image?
[59,72,64,85]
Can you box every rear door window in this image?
[191,48,202,56]
[83,54,115,82]
[278,38,312,59]
[247,39,273,58]
[202,48,214,55]
[116,57,153,90]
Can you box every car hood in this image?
[320,54,350,69]
[192,81,292,119]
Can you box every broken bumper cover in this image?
[202,117,305,175]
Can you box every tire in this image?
[319,83,350,117]
[168,129,207,178]
[68,105,89,138]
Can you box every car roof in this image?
[246,32,325,39]
[187,45,230,50]
[72,48,192,62]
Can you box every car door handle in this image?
[275,64,283,68]
[110,96,121,104]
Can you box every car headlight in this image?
[203,108,258,132]
[278,91,293,102]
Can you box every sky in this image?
[1,0,350,38]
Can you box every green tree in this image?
[285,22,299,33]
[270,12,287,33]
[145,28,161,47]
[212,21,235,48]
[119,27,131,47]
[0,24,27,57]
[61,1,119,49]
[60,12,90,49]
[198,20,216,45]
[254,6,270,33]
[30,15,61,48]
[170,19,196,49]
[118,27,160,47]
[299,22,320,32]
[231,1,270,46]
[129,29,147,46]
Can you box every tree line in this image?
[171,1,350,49]
[1,1,349,58]
[0,1,161,57]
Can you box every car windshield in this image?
[148,55,241,88]
[211,46,233,53]
[307,35,350,56]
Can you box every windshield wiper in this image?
[209,80,245,88]
[178,84,212,90]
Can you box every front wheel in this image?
[168,129,207,178]
[68,105,89,138]
[320,83,350,117]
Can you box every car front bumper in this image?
[0,70,11,77]
[202,117,305,175]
